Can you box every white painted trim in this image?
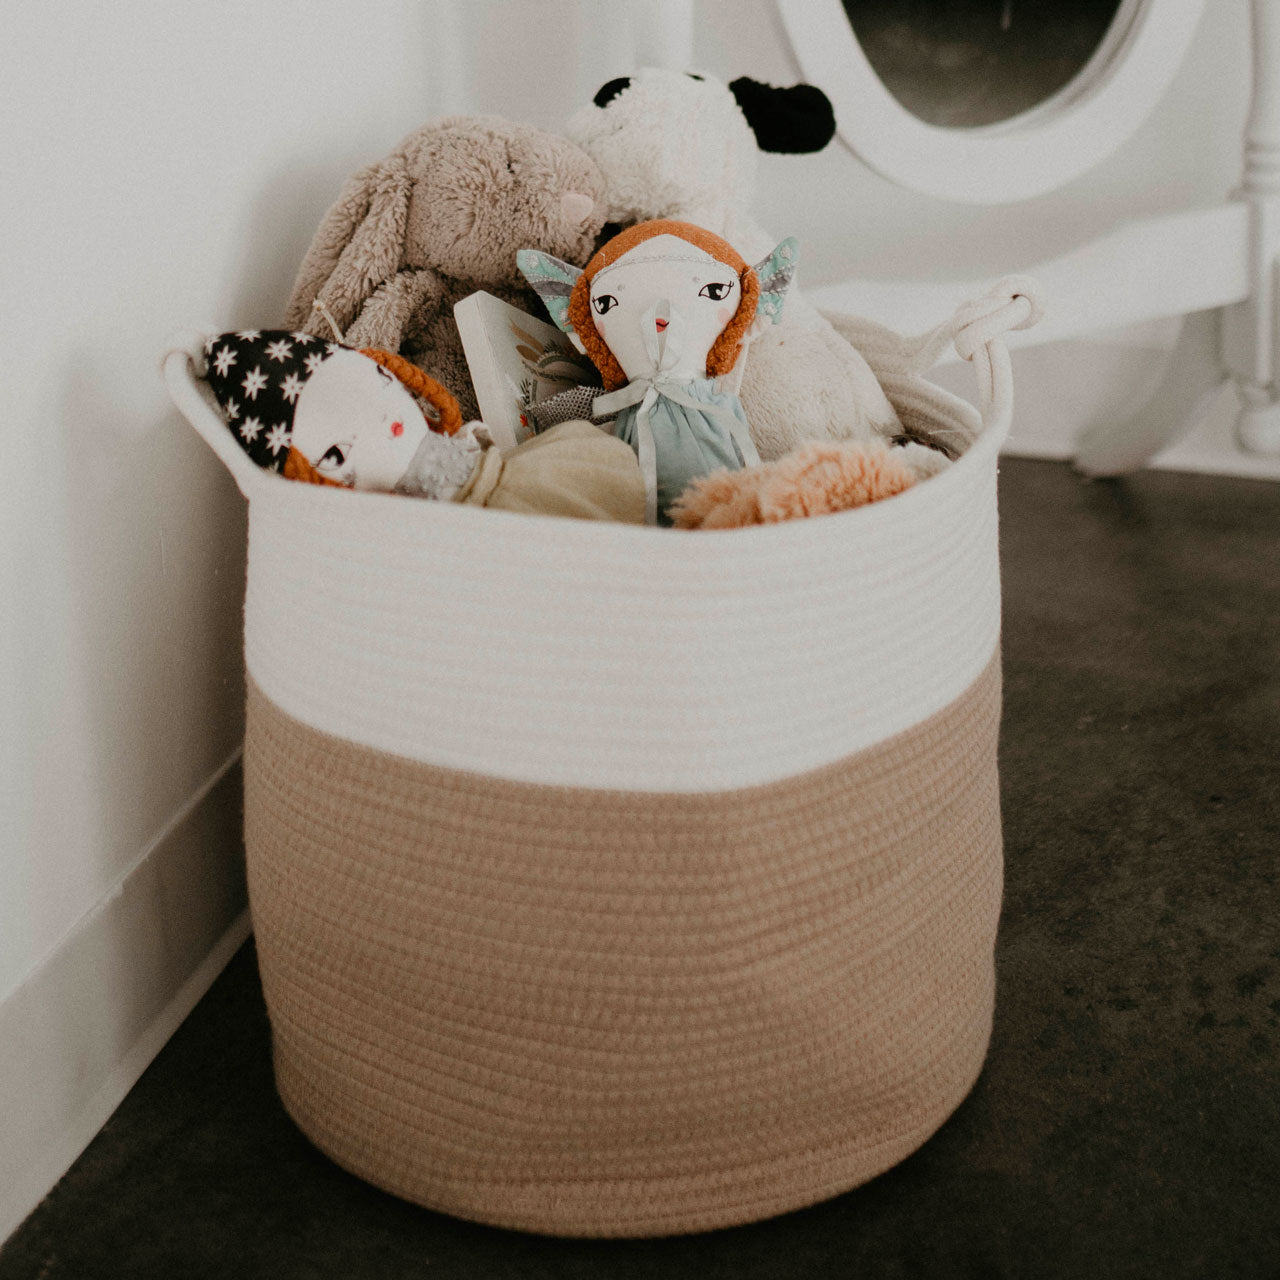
[0,757,249,1247]
[1006,429,1280,481]
[778,0,1207,204]
[808,204,1252,358]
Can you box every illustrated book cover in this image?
[454,291,600,452]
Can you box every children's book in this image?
[454,291,599,452]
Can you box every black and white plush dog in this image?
[563,69,935,470]
[567,69,836,247]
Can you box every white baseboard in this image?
[0,757,250,1247]
[1000,377,1280,482]
[926,319,1280,482]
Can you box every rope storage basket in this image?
[163,280,1038,1238]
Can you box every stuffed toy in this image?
[519,219,795,525]
[564,69,955,473]
[199,329,645,522]
[669,439,916,530]
[284,116,608,422]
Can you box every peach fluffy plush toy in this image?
[669,439,915,529]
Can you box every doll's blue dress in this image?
[516,236,799,525]
[594,375,759,525]
[591,307,761,526]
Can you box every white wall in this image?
[0,0,692,1013]
[0,0,480,1241]
[0,1,440,1008]
[0,0,687,1237]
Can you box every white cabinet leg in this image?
[1237,382,1280,451]
[1073,308,1228,477]
[1227,0,1280,455]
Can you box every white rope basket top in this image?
[162,277,1042,793]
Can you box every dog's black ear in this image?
[728,77,836,153]
[593,76,633,108]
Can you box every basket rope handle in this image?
[906,275,1045,434]
[162,332,469,500]
[162,331,266,499]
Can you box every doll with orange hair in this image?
[520,219,795,525]
[198,329,645,522]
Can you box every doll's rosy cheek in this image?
[717,306,733,328]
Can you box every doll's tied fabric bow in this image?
[590,299,758,524]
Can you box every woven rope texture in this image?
[245,653,1003,1237]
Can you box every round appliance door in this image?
[777,0,1208,204]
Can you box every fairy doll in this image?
[519,219,796,524]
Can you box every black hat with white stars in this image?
[201,329,345,472]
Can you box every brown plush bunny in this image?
[285,116,607,421]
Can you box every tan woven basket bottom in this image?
[243,651,1003,1238]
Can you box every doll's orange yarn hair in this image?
[359,348,464,435]
[284,448,345,486]
[568,220,760,392]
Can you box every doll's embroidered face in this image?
[588,235,740,382]
[517,220,797,392]
[291,349,433,490]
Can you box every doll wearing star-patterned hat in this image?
[199,329,645,520]
[201,330,466,492]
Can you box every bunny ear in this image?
[516,249,583,334]
[284,155,412,336]
[752,238,799,325]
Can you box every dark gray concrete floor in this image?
[3,458,1278,1279]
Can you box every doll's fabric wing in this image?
[753,238,799,325]
[516,250,582,334]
